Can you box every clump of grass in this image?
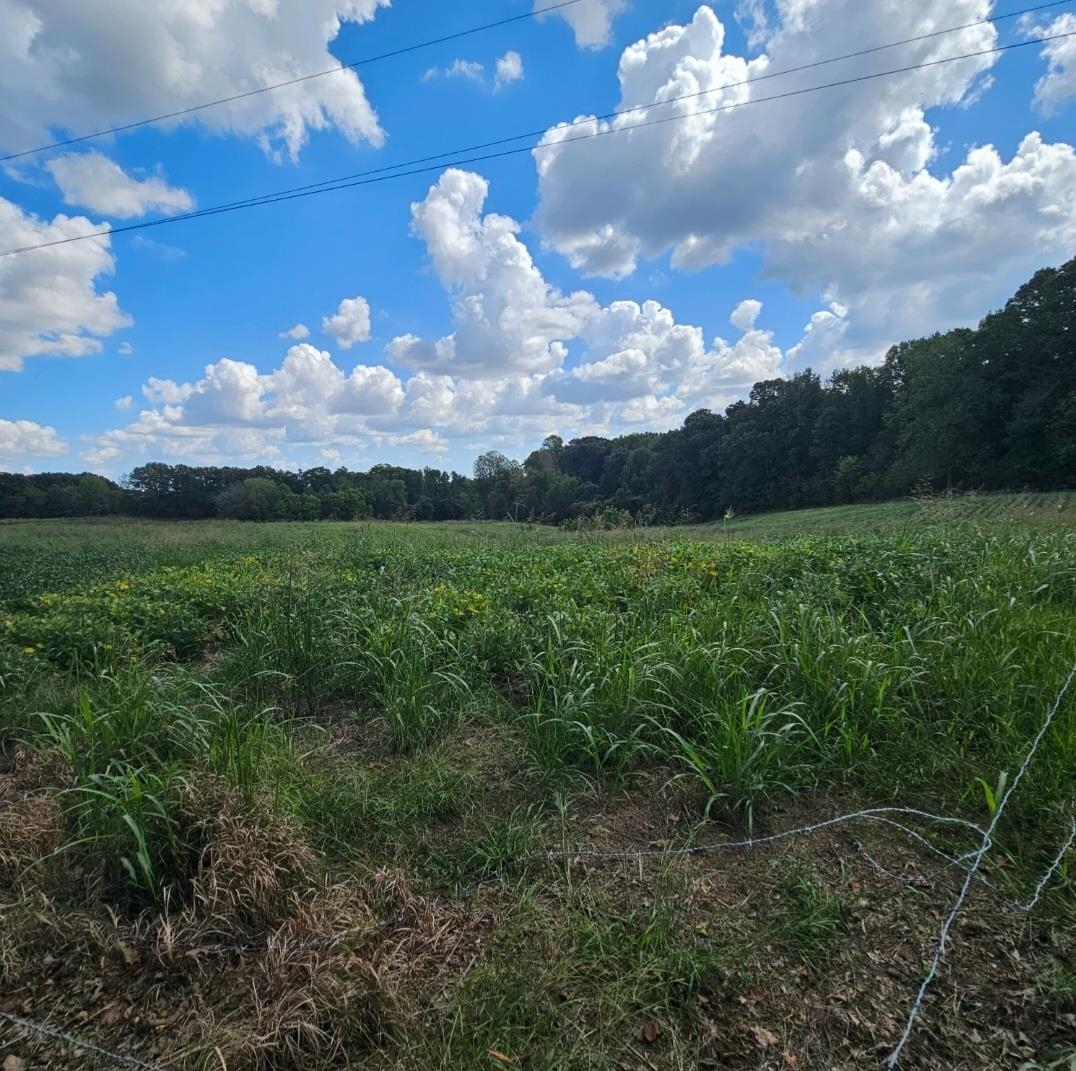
[281,746,482,862]
[61,764,195,905]
[517,612,676,778]
[659,688,814,831]
[410,879,747,1070]
[769,856,847,972]
[33,668,213,776]
[431,802,548,887]
[220,577,335,715]
[339,598,472,751]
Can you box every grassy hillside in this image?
[690,490,1076,541]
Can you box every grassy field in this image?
[1,498,1075,1069]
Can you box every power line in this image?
[154,0,1074,224]
[77,0,1070,227]
[3,28,1074,259]
[0,0,585,163]
[2,0,1066,170]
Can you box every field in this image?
[1,495,1075,1070]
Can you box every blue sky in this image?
[1,0,1074,477]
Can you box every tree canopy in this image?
[3,256,1072,524]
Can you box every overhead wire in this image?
[0,0,586,163]
[81,0,1076,223]
[2,0,1068,176]
[2,25,1074,258]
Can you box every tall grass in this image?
[7,518,1076,902]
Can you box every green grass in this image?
[1,502,1074,1067]
[683,489,1076,541]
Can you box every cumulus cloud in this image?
[532,3,1076,350]
[0,196,131,371]
[322,296,371,348]
[495,50,524,90]
[46,151,193,219]
[537,0,627,49]
[118,341,134,355]
[96,343,407,463]
[0,418,67,459]
[729,299,762,332]
[90,165,864,470]
[142,377,194,404]
[422,59,484,84]
[115,395,133,411]
[1025,12,1076,115]
[390,169,597,378]
[388,168,830,437]
[279,322,310,340]
[0,0,390,161]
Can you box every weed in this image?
[660,688,813,830]
[769,857,847,972]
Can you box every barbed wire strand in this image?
[505,805,983,866]
[0,1010,167,1071]
[1017,816,1076,912]
[4,806,1071,1066]
[30,802,1058,959]
[885,662,1076,1069]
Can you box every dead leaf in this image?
[753,1025,779,1048]
[783,1052,799,1068]
[487,1050,517,1066]
[4,1057,27,1071]
[641,1018,661,1044]
[100,1004,126,1027]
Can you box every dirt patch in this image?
[2,772,1073,1070]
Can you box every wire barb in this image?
[885,662,1076,1069]
[0,1010,167,1071]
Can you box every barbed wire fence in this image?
[0,1011,167,1071]
[885,661,1076,1069]
[2,665,1073,1070]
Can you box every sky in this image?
[1,0,1074,479]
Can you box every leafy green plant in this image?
[60,764,194,904]
[659,688,813,830]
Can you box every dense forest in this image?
[3,256,1073,525]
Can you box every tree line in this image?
[2,256,1072,525]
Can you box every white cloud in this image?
[0,418,67,459]
[115,394,133,411]
[118,341,134,355]
[0,196,131,371]
[422,59,484,84]
[729,299,762,331]
[142,377,194,405]
[1025,12,1076,115]
[322,295,371,348]
[46,151,193,219]
[94,343,410,467]
[537,0,627,49]
[0,0,391,162]
[495,50,524,90]
[390,169,597,379]
[279,322,311,340]
[387,168,829,438]
[90,164,871,471]
[786,304,850,367]
[532,3,1076,351]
